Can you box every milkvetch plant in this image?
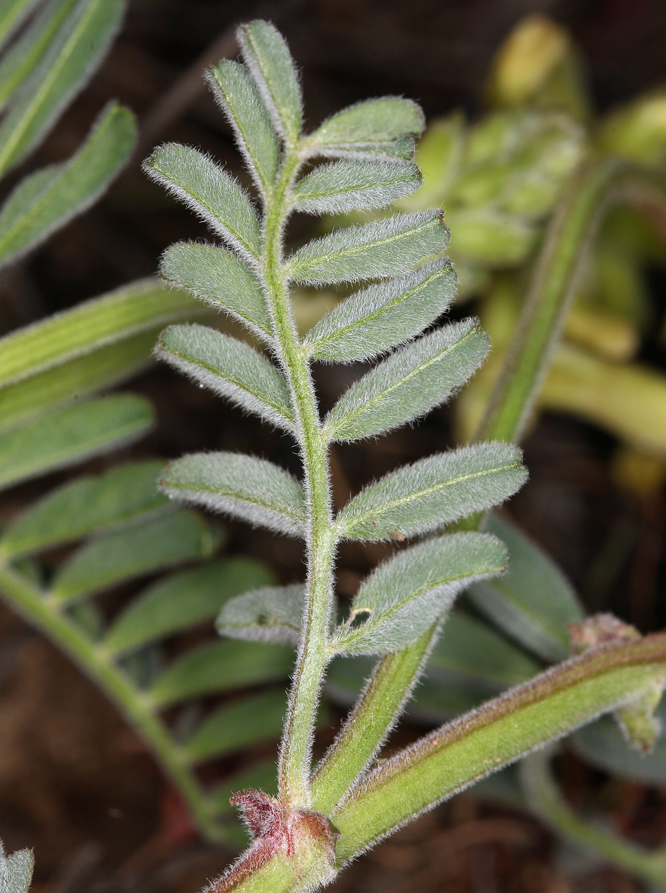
[141,19,666,892]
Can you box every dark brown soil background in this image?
[2,1,666,891]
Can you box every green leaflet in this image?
[0,839,33,893]
[156,324,294,432]
[0,331,157,434]
[105,557,274,655]
[310,97,425,158]
[0,0,125,176]
[149,639,295,706]
[144,143,261,262]
[291,160,421,215]
[468,512,585,661]
[0,394,153,491]
[0,278,201,389]
[287,210,450,286]
[183,689,288,764]
[217,583,305,645]
[336,442,527,542]
[0,0,41,51]
[0,0,79,111]
[238,20,302,145]
[333,534,506,655]
[0,102,136,268]
[303,260,457,363]
[206,59,280,197]
[159,452,307,538]
[0,460,168,558]
[324,319,488,443]
[159,242,273,342]
[50,510,219,602]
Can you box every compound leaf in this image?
[206,59,280,197]
[160,452,306,537]
[184,688,287,764]
[105,557,274,655]
[144,143,261,262]
[156,324,294,432]
[0,0,125,176]
[149,639,294,706]
[336,442,527,542]
[291,159,421,215]
[333,533,506,655]
[0,102,136,269]
[0,840,33,893]
[304,260,456,363]
[324,319,488,443]
[0,394,153,491]
[217,583,305,645]
[238,20,302,145]
[287,210,449,286]
[0,460,168,558]
[160,243,273,342]
[468,512,585,662]
[51,509,218,602]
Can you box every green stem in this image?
[0,561,220,839]
[520,749,666,889]
[333,632,666,863]
[311,159,666,816]
[261,142,335,808]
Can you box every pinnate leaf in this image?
[0,840,33,893]
[287,210,449,286]
[336,442,527,542]
[310,98,425,158]
[238,20,302,145]
[156,324,294,432]
[160,243,272,342]
[105,557,273,655]
[291,159,421,215]
[304,260,457,363]
[468,512,584,662]
[324,319,488,443]
[333,533,507,655]
[0,394,152,491]
[149,639,294,706]
[206,59,280,196]
[160,452,306,537]
[50,509,218,602]
[0,460,168,558]
[217,583,305,645]
[144,143,261,262]
[0,0,125,176]
[184,688,287,764]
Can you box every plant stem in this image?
[332,632,666,863]
[520,748,666,889]
[0,561,221,839]
[261,141,335,808]
[311,159,666,815]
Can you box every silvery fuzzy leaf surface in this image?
[336,442,527,542]
[333,533,506,655]
[0,460,168,558]
[237,20,302,145]
[144,143,261,262]
[312,136,416,163]
[311,98,424,152]
[206,59,280,196]
[104,557,273,655]
[468,512,585,662]
[291,159,421,215]
[324,319,488,443]
[304,260,456,363]
[0,840,33,893]
[160,452,307,537]
[287,210,449,286]
[217,583,305,645]
[159,243,273,342]
[156,324,294,432]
